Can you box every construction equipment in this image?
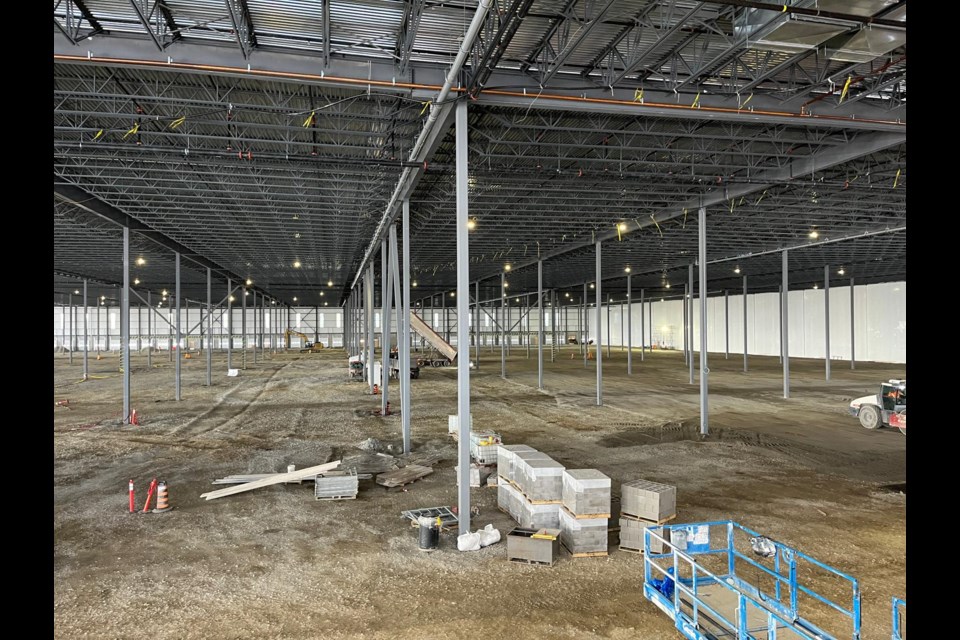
[848,378,906,430]
[284,329,324,352]
[643,520,861,640]
[410,311,457,365]
[389,350,420,379]
[888,409,906,436]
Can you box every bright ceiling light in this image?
[838,268,845,276]
[808,229,819,239]
[450,292,455,297]
[618,222,628,232]
[229,295,236,302]
[136,257,146,266]
[294,233,301,239]
[134,278,140,285]
[467,218,477,231]
[293,261,301,268]
[665,283,671,289]
[624,266,631,273]
[813,284,819,290]
[73,289,80,295]
[162,289,168,296]
[293,296,298,302]
[734,267,741,274]
[245,279,252,286]
[503,282,509,288]
[100,295,106,301]
[590,283,595,289]
[324,302,328,306]
[412,281,418,287]
[565,292,570,297]
[327,280,333,287]
[245,291,249,296]
[504,264,511,271]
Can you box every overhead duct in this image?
[735,0,904,59]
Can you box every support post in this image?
[381,237,392,414]
[242,285,247,369]
[688,264,694,384]
[226,279,232,370]
[367,265,375,393]
[175,252,181,401]
[850,277,856,370]
[606,292,610,358]
[206,268,212,386]
[82,280,89,379]
[501,272,506,378]
[583,283,587,366]
[147,291,152,368]
[782,251,790,399]
[537,260,544,390]
[640,288,645,362]
[69,294,74,364]
[121,227,131,422]
[724,289,729,359]
[743,276,748,373]
[455,99,471,535]
[699,207,708,436]
[595,242,603,406]
[824,266,831,381]
[627,274,632,374]
[401,200,412,454]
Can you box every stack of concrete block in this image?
[314,468,359,500]
[455,463,493,488]
[561,469,611,517]
[619,479,677,553]
[514,456,564,502]
[558,507,608,555]
[469,431,501,465]
[496,444,536,485]
[498,480,560,529]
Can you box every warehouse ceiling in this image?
[54,0,906,307]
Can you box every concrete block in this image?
[562,469,611,516]
[621,479,676,522]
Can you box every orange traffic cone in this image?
[152,480,172,513]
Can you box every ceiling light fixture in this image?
[320,291,324,297]
[467,218,477,231]
[504,264,511,271]
[162,289,168,296]
[229,295,236,302]
[618,222,628,232]
[293,296,298,302]
[734,267,741,274]
[665,283,671,289]
[450,292,455,297]
[808,229,819,239]
[293,261,301,268]
[73,290,80,295]
[294,233,301,239]
[136,257,146,266]
[590,283,595,289]
[624,266,631,273]
[134,278,140,285]
[327,280,333,287]
[838,268,845,276]
[245,279,252,286]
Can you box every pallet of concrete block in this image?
[514,455,564,503]
[314,468,359,500]
[455,462,493,488]
[469,430,501,465]
[618,518,670,554]
[558,507,608,557]
[497,480,560,530]
[620,479,677,524]
[496,444,536,485]
[562,469,611,518]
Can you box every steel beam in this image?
[640,288,645,362]
[242,284,247,369]
[782,251,789,399]
[583,282,587,366]
[366,265,375,393]
[455,99,472,536]
[147,290,152,368]
[688,264,694,385]
[223,0,258,59]
[850,277,856,370]
[626,273,632,375]
[69,294,74,365]
[699,208,708,436]
[595,241,602,407]
[401,199,412,454]
[724,289,729,360]
[381,237,392,414]
[743,276,748,373]
[501,272,506,378]
[390,222,402,415]
[122,227,131,423]
[475,281,480,367]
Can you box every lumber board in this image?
[201,461,341,500]
[376,464,433,488]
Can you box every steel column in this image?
[743,276,748,373]
[175,251,181,401]
[226,279,232,369]
[605,292,610,358]
[241,285,247,369]
[121,227,131,422]
[401,199,412,454]
[475,280,480,367]
[82,280,89,379]
[61,303,66,355]
[824,266,831,381]
[850,277,856,369]
[137,304,142,352]
[167,294,172,362]
[147,290,152,368]
[98,296,102,354]
[627,274,632,374]
[782,251,790,399]
[69,294,74,364]
[640,288,645,362]
[252,291,258,363]
[688,264,694,384]
[537,260,544,390]
[699,208,708,436]
[366,264,375,393]
[206,268,212,386]
[381,237,392,413]
[648,295,652,353]
[455,99,471,535]
[501,272,506,378]
[682,284,688,365]
[583,283,588,367]
[724,290,729,359]
[595,242,602,406]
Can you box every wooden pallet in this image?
[315,495,357,501]
[619,512,676,525]
[561,505,610,520]
[508,556,555,567]
[618,545,643,555]
[503,477,562,505]
[376,464,434,488]
[561,541,609,558]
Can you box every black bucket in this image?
[418,517,439,551]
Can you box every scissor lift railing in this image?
[891,598,905,640]
[643,521,861,640]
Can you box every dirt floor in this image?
[53,343,906,639]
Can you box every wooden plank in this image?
[376,464,433,488]
[201,461,341,500]
[619,512,676,525]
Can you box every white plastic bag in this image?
[457,531,482,552]
[477,524,501,547]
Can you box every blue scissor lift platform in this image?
[643,521,862,640]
